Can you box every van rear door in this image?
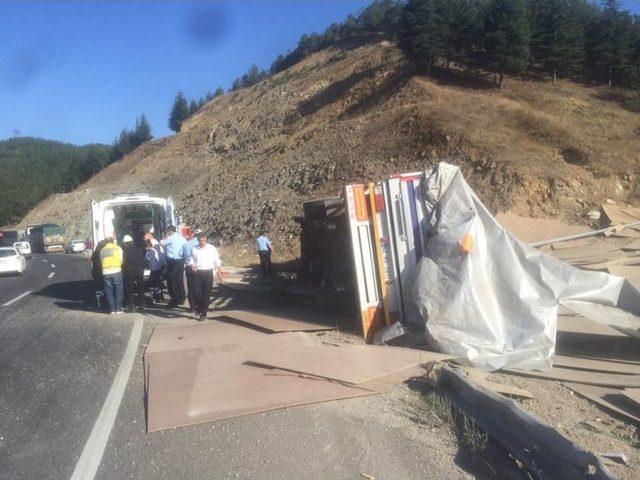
[166,197,179,230]
[91,200,102,245]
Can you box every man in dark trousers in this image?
[256,231,273,277]
[187,232,221,320]
[162,225,186,307]
[122,234,146,313]
[183,229,201,312]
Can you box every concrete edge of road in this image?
[69,316,144,480]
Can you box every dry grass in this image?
[422,390,489,453]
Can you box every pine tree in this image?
[117,128,133,156]
[399,0,445,76]
[586,0,634,87]
[359,0,403,38]
[529,0,585,83]
[231,78,243,91]
[188,99,199,116]
[136,114,152,143]
[627,15,640,90]
[214,87,224,97]
[168,92,189,133]
[434,0,478,69]
[484,0,530,88]
[270,54,286,74]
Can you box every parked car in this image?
[0,247,26,275]
[13,241,31,259]
[65,239,86,254]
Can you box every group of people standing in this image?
[91,227,222,320]
[162,226,222,319]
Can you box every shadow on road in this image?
[34,280,94,302]
[32,279,100,312]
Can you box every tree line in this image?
[109,114,153,161]
[398,0,640,89]
[0,137,111,225]
[168,88,224,133]
[167,0,638,133]
[1,113,157,226]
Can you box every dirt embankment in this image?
[20,40,640,260]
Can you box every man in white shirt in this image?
[187,232,222,320]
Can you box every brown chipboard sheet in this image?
[601,205,640,227]
[620,240,640,251]
[562,383,640,425]
[557,315,627,339]
[144,322,437,431]
[146,348,377,432]
[495,212,589,243]
[145,321,271,357]
[553,355,640,375]
[622,388,640,407]
[584,256,640,271]
[216,309,336,332]
[505,367,640,388]
[610,229,640,239]
[558,340,640,365]
[246,335,454,385]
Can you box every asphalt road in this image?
[0,253,479,480]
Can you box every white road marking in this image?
[2,291,32,307]
[48,272,55,279]
[69,317,143,480]
[42,259,48,263]
[51,264,56,268]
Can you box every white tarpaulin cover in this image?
[410,162,640,371]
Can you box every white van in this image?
[91,194,180,247]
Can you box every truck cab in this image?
[91,194,179,247]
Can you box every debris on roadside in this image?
[143,162,640,478]
[438,366,616,480]
[601,452,630,466]
[342,162,640,371]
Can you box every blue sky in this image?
[1,0,639,146]
[0,0,370,145]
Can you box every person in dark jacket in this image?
[91,239,108,310]
[122,234,147,313]
[91,240,107,285]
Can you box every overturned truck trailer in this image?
[345,162,640,371]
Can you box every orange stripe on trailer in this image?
[368,182,390,328]
[361,305,384,343]
[373,186,385,212]
[352,184,369,221]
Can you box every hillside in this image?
[19,40,640,258]
[0,137,110,226]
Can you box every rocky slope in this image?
[20,38,640,259]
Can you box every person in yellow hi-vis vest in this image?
[99,237,124,315]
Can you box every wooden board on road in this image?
[506,367,640,388]
[146,347,376,432]
[247,335,453,385]
[144,321,443,432]
[216,309,336,332]
[563,383,640,425]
